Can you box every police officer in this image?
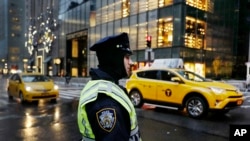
[77,32,142,141]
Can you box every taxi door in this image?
[136,70,159,101]
[156,70,183,104]
[8,74,20,97]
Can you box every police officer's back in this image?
[77,33,141,141]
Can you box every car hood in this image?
[188,80,238,91]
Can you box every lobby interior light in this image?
[23,59,28,63]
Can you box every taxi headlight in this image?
[209,87,225,94]
[25,86,32,91]
[54,85,59,90]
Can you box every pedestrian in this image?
[65,72,71,85]
[77,32,142,141]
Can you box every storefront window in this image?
[158,17,173,47]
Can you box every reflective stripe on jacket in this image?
[77,80,141,141]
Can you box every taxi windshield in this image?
[176,70,209,82]
[22,75,50,82]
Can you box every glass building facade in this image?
[58,0,239,79]
[88,0,238,78]
[58,0,92,77]
[0,0,27,74]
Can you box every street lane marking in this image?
[59,89,81,100]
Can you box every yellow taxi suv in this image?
[126,68,244,119]
[7,73,59,103]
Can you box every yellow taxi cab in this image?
[126,67,244,119]
[7,73,59,103]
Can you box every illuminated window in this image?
[122,0,129,18]
[186,0,213,12]
[159,0,173,7]
[158,18,173,47]
[185,17,206,49]
[72,40,78,57]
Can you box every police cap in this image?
[90,32,132,55]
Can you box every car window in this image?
[137,70,160,80]
[176,70,206,82]
[9,74,15,80]
[22,75,50,82]
[161,70,177,82]
[10,74,20,81]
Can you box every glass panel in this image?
[158,17,173,47]
[130,0,139,15]
[130,15,138,51]
[138,12,147,49]
[122,0,129,18]
[101,23,107,38]
[108,0,114,21]
[185,16,206,49]
[89,27,96,48]
[72,40,78,57]
[114,20,121,34]
[122,18,129,33]
[148,10,158,48]
[101,2,108,23]
[186,0,214,12]
[107,22,114,36]
[148,0,158,10]
[114,0,122,20]
[85,2,91,28]
[159,0,173,7]
[96,1,102,25]
[139,0,147,13]
[96,25,101,41]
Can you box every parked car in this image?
[7,73,59,103]
[125,67,244,119]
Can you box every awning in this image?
[43,56,52,63]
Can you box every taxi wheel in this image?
[19,92,26,104]
[129,90,143,108]
[185,96,208,119]
[50,99,57,103]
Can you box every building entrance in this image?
[66,35,87,77]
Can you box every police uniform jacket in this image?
[85,68,132,141]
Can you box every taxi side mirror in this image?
[171,77,182,83]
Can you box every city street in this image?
[1,78,250,141]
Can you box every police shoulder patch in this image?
[96,108,116,132]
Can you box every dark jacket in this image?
[85,68,131,141]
